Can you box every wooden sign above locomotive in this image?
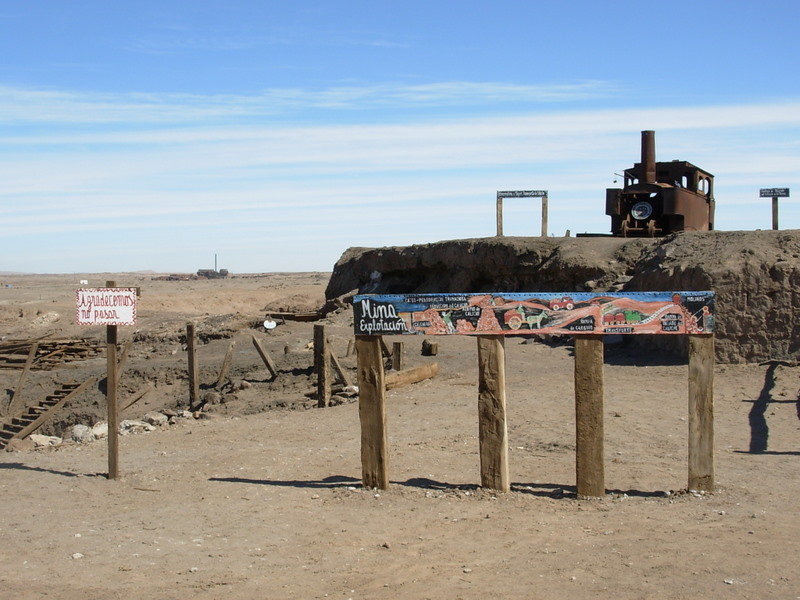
[606,130,715,237]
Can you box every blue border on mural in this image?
[353,291,715,336]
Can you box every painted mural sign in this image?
[353,291,714,337]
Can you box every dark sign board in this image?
[353,291,715,337]
[497,190,548,198]
[760,188,790,198]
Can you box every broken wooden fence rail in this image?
[351,291,716,496]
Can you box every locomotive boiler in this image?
[606,130,715,237]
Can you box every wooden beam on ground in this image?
[477,335,510,492]
[251,335,279,380]
[688,334,715,492]
[574,335,605,498]
[187,323,200,410]
[7,341,39,417]
[215,339,237,389]
[384,363,439,390]
[356,335,388,489]
[328,347,353,387]
[314,325,330,408]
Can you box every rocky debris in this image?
[5,411,194,451]
[29,434,61,447]
[327,231,800,363]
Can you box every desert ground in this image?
[1,271,799,599]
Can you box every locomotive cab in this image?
[606,131,715,237]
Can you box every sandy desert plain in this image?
[0,270,798,599]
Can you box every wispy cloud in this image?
[2,85,799,272]
[0,80,618,124]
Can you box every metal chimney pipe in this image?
[641,130,656,184]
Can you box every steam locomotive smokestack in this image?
[641,130,656,184]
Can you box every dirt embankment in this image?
[326,231,800,363]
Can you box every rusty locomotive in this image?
[606,130,715,237]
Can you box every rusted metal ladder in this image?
[0,378,96,449]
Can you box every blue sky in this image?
[1,1,799,274]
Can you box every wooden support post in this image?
[7,341,38,417]
[106,281,119,480]
[215,339,236,389]
[574,335,604,498]
[541,195,548,237]
[477,336,509,492]
[772,196,779,230]
[187,323,200,410]
[688,334,715,492]
[251,334,279,380]
[356,335,388,489]
[315,325,330,408]
[391,342,404,371]
[346,339,354,357]
[496,195,503,236]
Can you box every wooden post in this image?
[496,195,503,236]
[356,335,388,489]
[688,334,715,492]
[315,324,330,408]
[106,280,119,480]
[7,341,38,417]
[251,334,279,380]
[477,336,509,492]
[187,323,200,410]
[574,335,604,498]
[772,196,779,230]
[541,194,548,237]
[346,339,354,357]
[391,342,404,371]
[215,339,236,388]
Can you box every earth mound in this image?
[326,230,800,364]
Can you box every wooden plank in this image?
[327,347,353,387]
[688,334,715,492]
[314,325,330,408]
[356,335,388,489]
[187,323,200,410]
[215,339,237,389]
[477,336,509,492]
[251,334,279,380]
[574,335,605,498]
[384,363,439,390]
[116,340,133,379]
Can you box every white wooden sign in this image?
[76,288,137,326]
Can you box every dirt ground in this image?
[1,272,799,599]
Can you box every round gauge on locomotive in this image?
[630,201,653,221]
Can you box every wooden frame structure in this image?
[353,291,715,497]
[496,190,548,237]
